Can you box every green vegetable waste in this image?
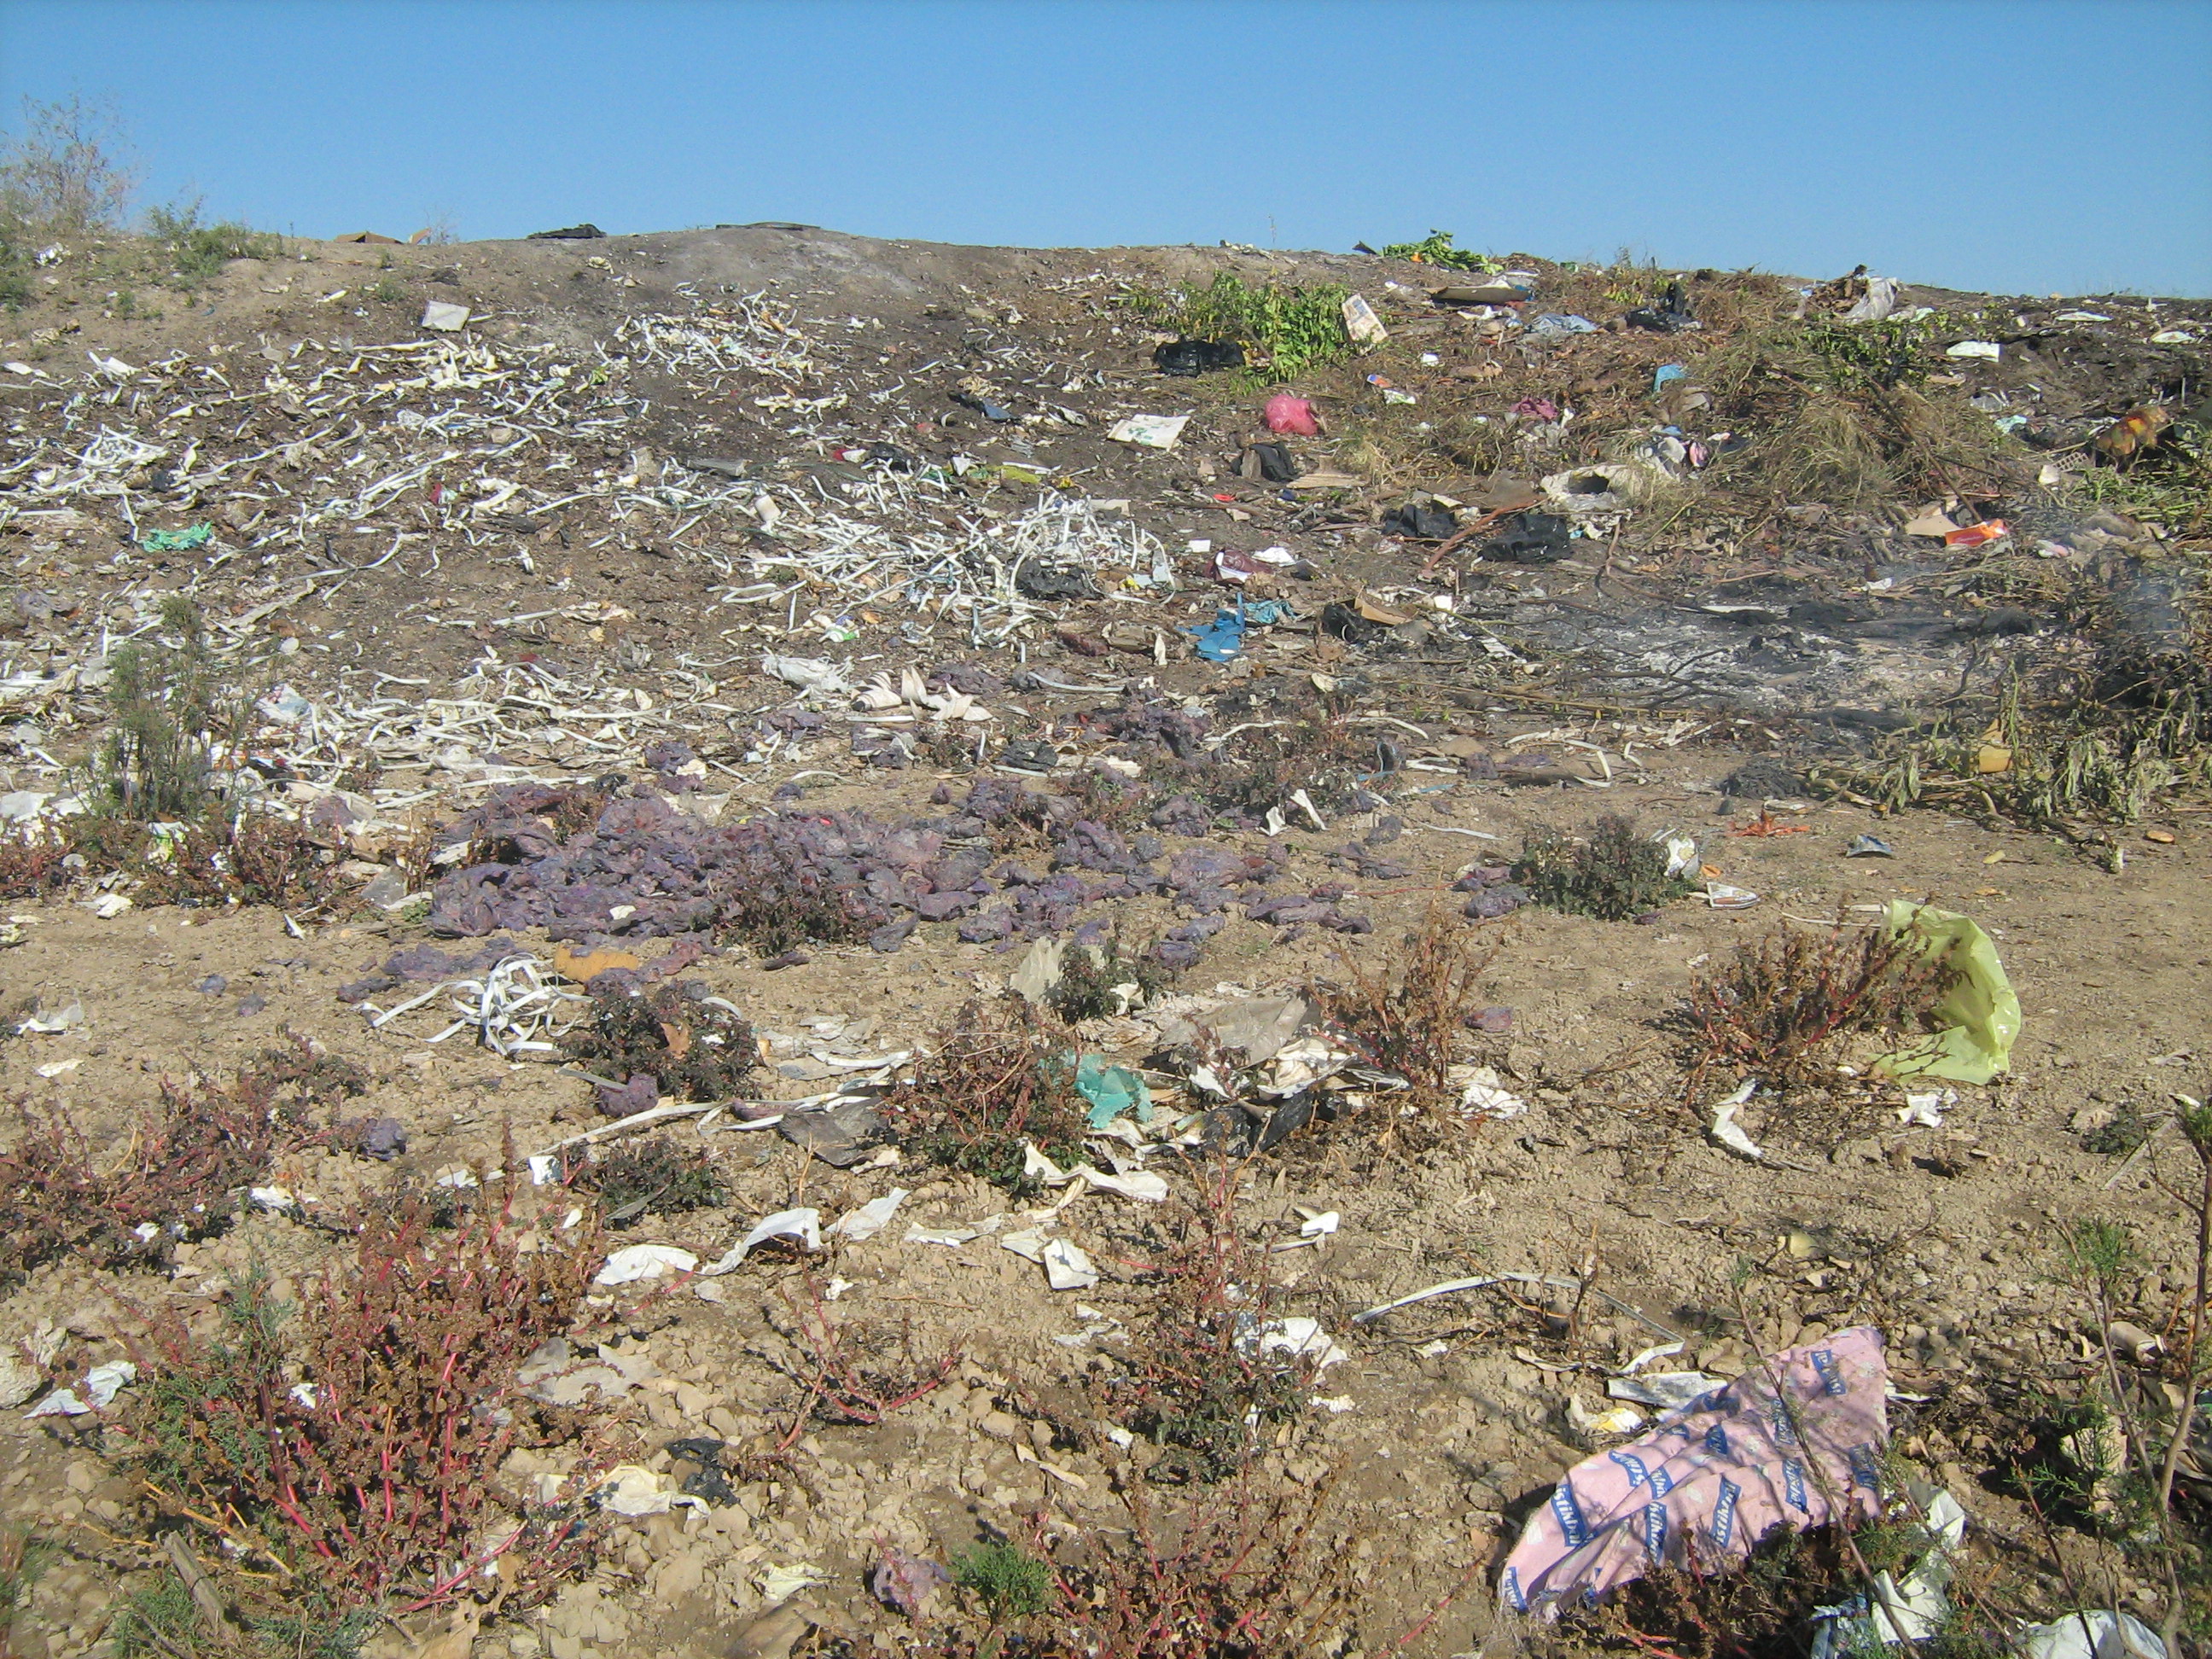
[1874,899,2022,1085]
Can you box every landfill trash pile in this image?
[0,224,2203,1659]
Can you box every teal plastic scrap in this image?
[1075,1053,1152,1128]
[139,523,213,553]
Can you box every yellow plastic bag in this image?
[1875,900,2022,1085]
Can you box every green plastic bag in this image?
[1074,1053,1152,1128]
[1875,899,2022,1085]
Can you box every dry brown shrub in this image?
[1316,905,1494,1102]
[119,1179,608,1625]
[1685,912,1959,1086]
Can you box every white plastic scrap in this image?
[1663,834,1699,878]
[593,1244,700,1286]
[1605,1371,1723,1410]
[1703,881,1761,910]
[1001,1228,1099,1289]
[28,1359,136,1417]
[1708,1080,1766,1161]
[758,1563,827,1604]
[1341,293,1388,346]
[1041,1238,1099,1290]
[760,652,852,696]
[1899,1088,1956,1127]
[702,1208,824,1273]
[1842,276,1900,324]
[1567,1396,1647,1436]
[1106,413,1189,450]
[1944,340,2002,361]
[15,1000,82,1034]
[1021,1143,1168,1202]
[825,1188,907,1242]
[1450,1063,1528,1121]
[2017,1610,2167,1659]
[595,1464,701,1516]
[1810,1490,1968,1656]
[1247,1316,1348,1371]
[372,954,586,1059]
[420,300,473,333]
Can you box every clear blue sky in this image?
[3,0,2207,296]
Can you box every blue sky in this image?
[3,0,2207,296]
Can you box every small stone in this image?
[977,1410,1020,1441]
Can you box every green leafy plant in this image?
[568,1133,725,1225]
[1110,1174,1315,1486]
[1127,271,1351,382]
[953,1540,1052,1624]
[1048,929,1175,1022]
[561,981,758,1103]
[890,995,1088,1190]
[1377,230,1497,272]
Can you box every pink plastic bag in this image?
[1265,393,1318,436]
[1501,1326,1889,1617]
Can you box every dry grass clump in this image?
[1693,319,2028,510]
[1685,913,1959,1086]
[765,1274,959,1429]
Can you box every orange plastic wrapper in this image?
[1943,520,2009,548]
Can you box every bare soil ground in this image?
[0,224,2204,1659]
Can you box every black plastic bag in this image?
[1382,502,1458,540]
[1478,509,1572,564]
[1154,338,1246,376]
[1625,279,1697,334]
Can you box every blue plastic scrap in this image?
[1653,364,1688,391]
[1186,607,1246,662]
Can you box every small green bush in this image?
[147,201,283,283]
[95,595,239,819]
[1514,814,1692,921]
[953,1540,1052,1622]
[1127,271,1351,381]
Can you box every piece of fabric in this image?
[1501,1326,1889,1617]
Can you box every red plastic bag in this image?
[1265,393,1318,436]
